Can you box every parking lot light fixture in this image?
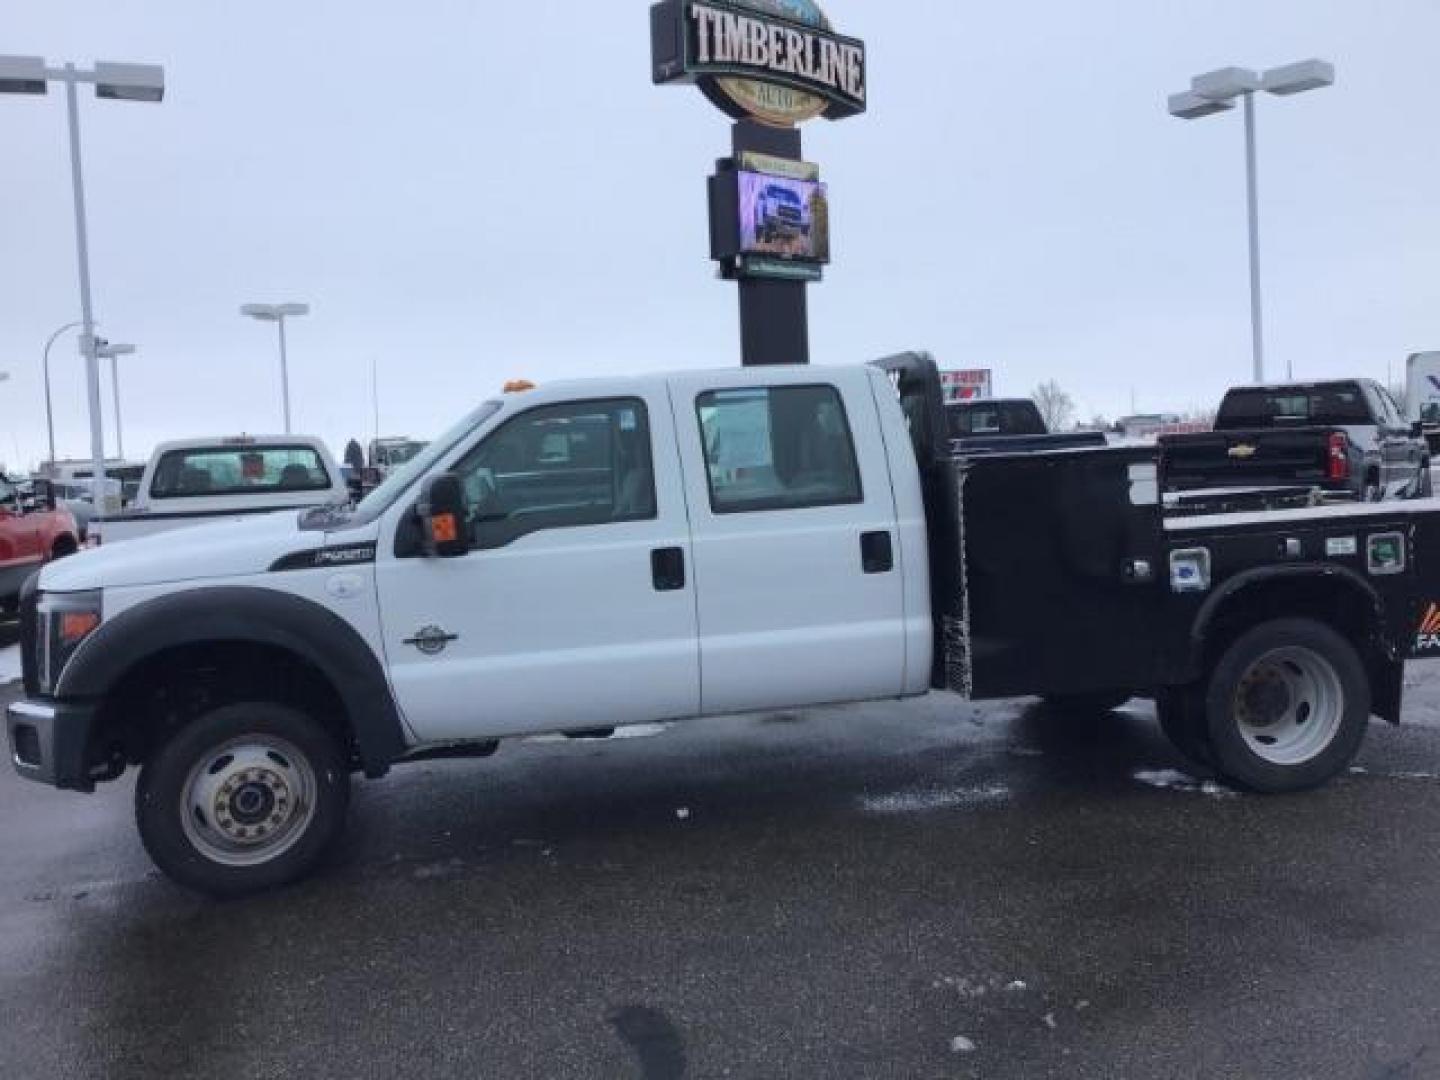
[0,55,47,95]
[241,303,311,434]
[1167,92,1233,121]
[93,62,165,103]
[1263,60,1335,97]
[1168,59,1335,385]
[1191,67,1262,102]
[42,321,85,474]
[94,340,136,460]
[0,55,165,510]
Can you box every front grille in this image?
[19,575,40,698]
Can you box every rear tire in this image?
[136,702,350,897]
[1041,690,1130,714]
[1203,618,1369,793]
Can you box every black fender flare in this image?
[57,586,406,777]
[1188,563,1394,667]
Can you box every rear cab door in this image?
[667,366,911,714]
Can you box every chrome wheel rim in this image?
[180,736,318,867]
[1232,646,1344,766]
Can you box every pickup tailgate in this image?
[1159,427,1334,491]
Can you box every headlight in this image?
[36,590,102,695]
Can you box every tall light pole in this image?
[0,56,165,510]
[1168,60,1334,384]
[94,339,136,460]
[41,320,84,474]
[241,303,310,434]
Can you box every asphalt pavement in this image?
[5,634,1440,1079]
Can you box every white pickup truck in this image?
[10,358,1439,895]
[92,435,349,544]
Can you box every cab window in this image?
[149,445,332,498]
[450,398,655,549]
[696,385,862,513]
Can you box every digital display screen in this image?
[737,171,830,263]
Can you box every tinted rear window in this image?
[1217,386,1371,428]
[948,401,1045,437]
[150,446,332,499]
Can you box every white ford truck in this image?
[92,435,349,545]
[10,357,1440,895]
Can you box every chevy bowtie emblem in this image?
[1228,443,1258,459]
[404,626,458,656]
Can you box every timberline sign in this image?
[651,0,867,127]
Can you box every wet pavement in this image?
[5,639,1440,1078]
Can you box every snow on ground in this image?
[858,783,1010,815]
[1132,768,1235,797]
[0,645,20,684]
[524,722,672,745]
[611,723,671,739]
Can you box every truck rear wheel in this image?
[136,702,350,897]
[1203,618,1369,793]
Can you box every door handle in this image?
[860,530,893,574]
[651,547,685,591]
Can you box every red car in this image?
[0,477,79,612]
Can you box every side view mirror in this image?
[1412,421,1425,439]
[416,473,470,558]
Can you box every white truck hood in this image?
[41,510,336,592]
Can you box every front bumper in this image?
[7,698,99,792]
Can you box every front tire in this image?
[137,702,350,897]
[1204,618,1369,793]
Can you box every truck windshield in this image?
[1217,386,1371,428]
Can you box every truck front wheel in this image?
[136,702,350,897]
[1204,618,1369,793]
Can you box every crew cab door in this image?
[667,368,908,713]
[373,385,700,740]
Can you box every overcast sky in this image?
[4,1,1439,467]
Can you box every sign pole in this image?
[651,0,867,369]
[732,120,808,367]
